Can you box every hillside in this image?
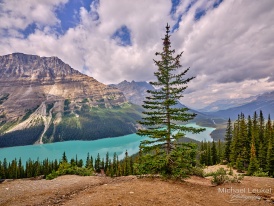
[0,53,143,147]
[1,174,273,206]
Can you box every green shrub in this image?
[207,168,244,185]
[190,167,205,177]
[230,174,244,183]
[46,170,58,180]
[253,168,269,177]
[46,162,93,180]
[211,168,228,185]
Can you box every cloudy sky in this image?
[0,0,273,109]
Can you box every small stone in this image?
[129,191,134,194]
[5,188,9,190]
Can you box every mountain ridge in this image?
[206,91,274,120]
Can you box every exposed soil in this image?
[1,167,274,206]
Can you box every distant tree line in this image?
[0,151,136,180]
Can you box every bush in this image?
[46,170,58,180]
[230,174,244,183]
[211,168,228,185]
[190,167,205,177]
[46,162,93,180]
[208,168,244,185]
[253,168,269,177]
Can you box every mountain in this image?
[0,53,143,147]
[111,80,217,127]
[109,80,154,106]
[207,91,274,120]
[110,80,186,108]
[198,95,257,112]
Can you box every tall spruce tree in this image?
[137,24,204,178]
[211,141,218,165]
[266,135,274,177]
[248,142,259,175]
[224,118,233,162]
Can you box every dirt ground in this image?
[1,166,274,206]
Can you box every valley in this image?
[0,1,273,205]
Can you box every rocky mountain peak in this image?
[0,53,81,81]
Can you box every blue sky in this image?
[0,0,274,109]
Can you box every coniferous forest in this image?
[0,151,136,180]
[199,110,274,177]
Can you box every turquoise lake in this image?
[0,123,215,163]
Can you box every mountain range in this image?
[198,95,258,112]
[1,53,274,147]
[206,92,274,120]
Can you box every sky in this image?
[0,0,274,109]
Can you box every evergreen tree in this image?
[217,139,222,164]
[105,152,109,172]
[211,141,218,165]
[258,110,267,170]
[266,135,274,177]
[3,158,7,178]
[236,155,244,173]
[207,142,212,166]
[259,110,265,142]
[95,153,101,172]
[258,142,265,169]
[247,143,259,175]
[137,24,204,178]
[112,152,117,176]
[0,161,3,179]
[224,118,233,162]
[252,111,259,156]
[123,150,131,176]
[199,141,207,165]
[62,152,67,163]
[246,115,253,161]
[101,158,105,172]
[239,113,249,167]
[230,118,239,164]
[265,115,272,145]
[77,159,83,168]
[85,153,92,169]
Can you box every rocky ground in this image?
[1,166,274,206]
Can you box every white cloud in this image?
[0,0,68,35]
[0,0,274,109]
